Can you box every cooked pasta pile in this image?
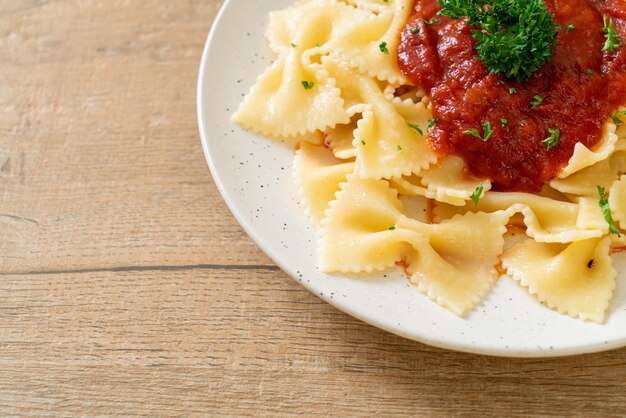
[232,0,626,323]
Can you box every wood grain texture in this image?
[0,0,625,416]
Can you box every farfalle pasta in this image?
[233,0,626,323]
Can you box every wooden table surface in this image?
[1,1,626,416]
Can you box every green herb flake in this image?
[501,118,508,127]
[379,41,389,54]
[301,80,314,90]
[565,24,575,32]
[483,121,493,141]
[531,95,543,108]
[361,140,366,145]
[584,68,595,75]
[411,27,420,34]
[462,122,492,142]
[470,185,484,206]
[396,145,402,152]
[439,0,560,81]
[542,127,560,150]
[509,87,518,94]
[422,17,438,25]
[603,15,623,53]
[427,117,439,133]
[408,123,423,135]
[388,226,396,231]
[291,43,298,48]
[610,110,626,125]
[598,186,621,237]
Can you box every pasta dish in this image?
[232,0,626,323]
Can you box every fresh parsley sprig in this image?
[542,128,560,150]
[610,110,626,125]
[438,0,559,81]
[597,186,621,237]
[602,15,623,53]
[463,121,493,142]
[470,184,484,205]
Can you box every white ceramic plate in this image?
[198,0,626,357]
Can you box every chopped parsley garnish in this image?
[411,27,420,34]
[302,80,314,90]
[396,145,402,152]
[361,140,366,145]
[602,15,623,53]
[408,123,423,135]
[565,24,575,32]
[379,41,389,54]
[598,186,621,237]
[470,185,484,205]
[463,121,493,142]
[542,128,560,150]
[610,110,626,125]
[422,17,439,25]
[501,118,508,127]
[291,43,298,48]
[509,87,518,94]
[584,68,594,75]
[530,95,543,108]
[427,117,439,133]
[388,226,396,231]
[438,0,560,81]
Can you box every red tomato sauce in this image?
[398,0,626,192]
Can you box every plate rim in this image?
[197,0,626,358]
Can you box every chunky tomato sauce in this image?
[398,0,626,192]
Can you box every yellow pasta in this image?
[433,192,607,243]
[557,122,619,178]
[502,237,616,323]
[233,0,626,322]
[327,0,412,84]
[320,175,509,314]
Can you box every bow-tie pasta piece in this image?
[352,78,437,179]
[232,52,349,138]
[550,150,626,197]
[266,0,373,54]
[235,0,382,138]
[399,211,510,316]
[433,192,606,243]
[294,143,355,227]
[502,237,616,323]
[557,122,618,178]
[327,0,412,84]
[320,175,510,315]
[319,175,423,273]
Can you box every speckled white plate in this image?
[198,0,626,357]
